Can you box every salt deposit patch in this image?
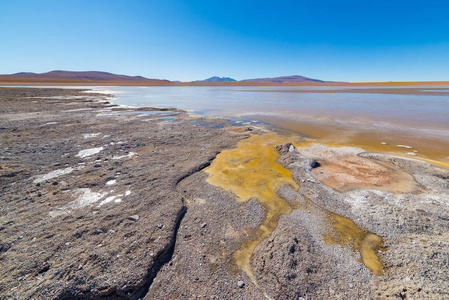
[65,108,92,112]
[397,145,413,149]
[98,196,116,206]
[125,190,131,196]
[49,188,107,217]
[112,152,135,160]
[33,167,73,184]
[83,133,101,139]
[76,147,104,158]
[106,179,116,185]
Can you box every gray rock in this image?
[237,281,245,288]
[128,215,139,221]
[275,143,293,155]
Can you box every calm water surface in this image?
[90,86,449,127]
[89,86,449,162]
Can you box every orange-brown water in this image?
[252,115,449,165]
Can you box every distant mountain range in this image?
[0,70,169,82]
[190,75,330,83]
[240,75,326,83]
[191,76,237,83]
[0,71,332,84]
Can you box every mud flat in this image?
[1,87,449,299]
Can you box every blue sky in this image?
[1,0,448,82]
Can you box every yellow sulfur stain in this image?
[205,132,386,285]
[205,133,299,285]
[324,213,384,276]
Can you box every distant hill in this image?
[0,70,169,82]
[240,75,327,83]
[191,76,237,83]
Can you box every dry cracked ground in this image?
[1,88,449,299]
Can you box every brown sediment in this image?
[310,156,420,193]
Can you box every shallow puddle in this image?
[205,132,386,284]
[324,213,384,275]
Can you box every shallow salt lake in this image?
[80,86,449,163]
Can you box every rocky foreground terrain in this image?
[1,88,448,299]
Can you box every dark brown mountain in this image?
[240,75,328,83]
[0,70,169,82]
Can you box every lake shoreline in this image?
[1,79,449,86]
[1,87,448,299]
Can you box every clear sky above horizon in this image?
[1,0,448,82]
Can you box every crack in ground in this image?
[139,155,222,299]
[136,205,187,299]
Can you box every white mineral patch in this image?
[44,122,58,125]
[106,180,117,185]
[76,147,104,158]
[114,199,122,203]
[125,190,131,196]
[83,133,101,139]
[406,152,417,156]
[33,167,73,184]
[65,108,92,112]
[397,145,413,149]
[49,188,107,217]
[112,152,135,160]
[381,142,387,145]
[98,196,116,206]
